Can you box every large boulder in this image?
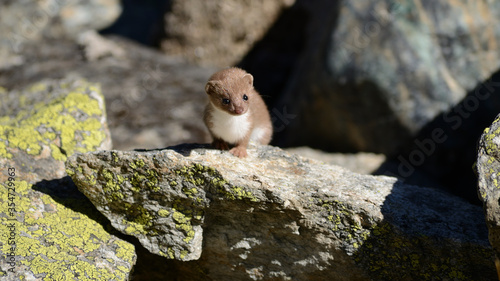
[0,79,136,280]
[477,114,500,266]
[66,144,495,280]
[161,0,295,66]
[0,0,121,70]
[0,35,218,151]
[274,0,500,155]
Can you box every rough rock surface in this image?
[0,79,136,280]
[477,114,500,260]
[0,0,121,70]
[67,144,495,280]
[285,147,385,174]
[275,0,500,155]
[162,0,295,66]
[0,36,218,151]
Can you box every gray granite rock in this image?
[0,36,218,151]
[161,0,295,66]
[0,0,121,70]
[66,144,495,280]
[285,147,385,174]
[477,114,500,275]
[275,0,500,155]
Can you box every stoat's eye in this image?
[222,98,230,105]
[243,94,248,101]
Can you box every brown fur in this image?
[204,67,272,157]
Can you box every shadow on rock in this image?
[375,69,500,205]
[355,179,495,280]
[100,0,171,46]
[134,143,212,157]
[34,176,181,280]
[33,176,122,236]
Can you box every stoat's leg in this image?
[230,145,248,158]
[212,137,230,150]
[229,135,251,158]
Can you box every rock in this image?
[274,0,500,155]
[0,79,112,179]
[161,0,295,66]
[285,147,385,174]
[66,144,495,280]
[77,30,126,61]
[376,75,500,205]
[477,114,500,264]
[0,79,136,280]
[0,36,218,151]
[0,0,121,70]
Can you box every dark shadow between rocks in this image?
[33,177,116,231]
[134,143,212,157]
[374,69,500,205]
[355,179,495,280]
[237,0,310,108]
[99,0,172,47]
[34,176,179,280]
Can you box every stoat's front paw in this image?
[212,139,230,150]
[230,146,248,158]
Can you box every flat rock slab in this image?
[67,144,495,280]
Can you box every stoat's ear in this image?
[205,81,219,94]
[242,73,254,86]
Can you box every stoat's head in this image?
[205,68,254,116]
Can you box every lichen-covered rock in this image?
[477,114,500,264]
[0,36,218,151]
[0,79,112,182]
[0,79,136,280]
[67,144,495,280]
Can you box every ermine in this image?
[203,67,273,158]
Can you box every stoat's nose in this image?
[234,107,244,115]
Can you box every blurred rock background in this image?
[2,0,500,278]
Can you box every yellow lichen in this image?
[0,80,107,160]
[1,181,135,280]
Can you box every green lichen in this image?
[483,125,500,156]
[0,81,106,160]
[220,185,259,202]
[175,164,259,203]
[158,209,170,217]
[122,203,155,236]
[171,206,196,244]
[0,180,135,280]
[354,222,494,280]
[320,199,371,250]
[99,168,126,202]
[128,161,161,193]
[159,248,176,259]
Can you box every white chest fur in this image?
[210,106,251,144]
